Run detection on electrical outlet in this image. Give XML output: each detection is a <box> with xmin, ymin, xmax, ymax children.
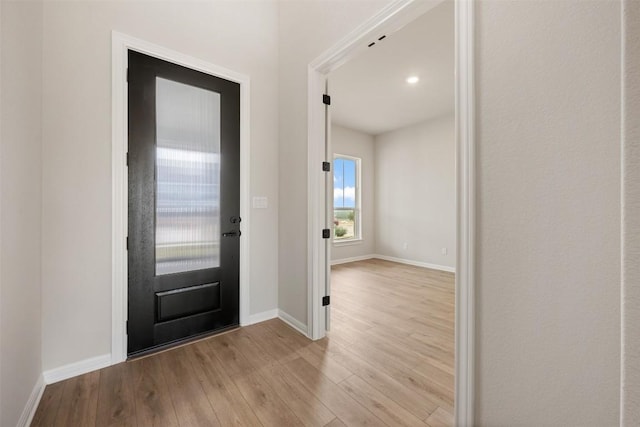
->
<box><xmin>441</xmin><ymin>247</ymin><xmax>447</xmax><ymax>255</ymax></box>
<box><xmin>402</xmin><ymin>242</ymin><xmax>408</xmax><ymax>250</ymax></box>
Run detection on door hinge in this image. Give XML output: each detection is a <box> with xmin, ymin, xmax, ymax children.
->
<box><xmin>126</xmin><ymin>68</ymin><xmax>129</xmax><ymax>82</ymax></box>
<box><xmin>126</xmin><ymin>320</ymin><xmax>128</xmax><ymax>335</ymax></box>
<box><xmin>322</xmin><ymin>229</ymin><xmax>330</xmax><ymax>239</ymax></box>
<box><xmin>322</xmin><ymin>296</ymin><xmax>330</xmax><ymax>306</ymax></box>
<box><xmin>322</xmin><ymin>161</ymin><xmax>331</xmax><ymax>172</ymax></box>
<box><xmin>126</xmin><ymin>152</ymin><xmax>129</xmax><ymax>166</ymax></box>
<box><xmin>126</xmin><ymin>236</ymin><xmax>128</xmax><ymax>250</ymax></box>
<box><xmin>323</xmin><ymin>94</ymin><xmax>331</xmax><ymax>105</ymax></box>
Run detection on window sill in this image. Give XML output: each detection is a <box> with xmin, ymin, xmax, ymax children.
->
<box><xmin>333</xmin><ymin>238</ymin><xmax>363</xmax><ymax>247</ymax></box>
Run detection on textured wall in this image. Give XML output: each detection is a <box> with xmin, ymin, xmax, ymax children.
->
<box><xmin>622</xmin><ymin>0</ymin><xmax>640</xmax><ymax>424</ymax></box>
<box><xmin>475</xmin><ymin>1</ymin><xmax>621</xmax><ymax>425</ymax></box>
<box><xmin>0</xmin><ymin>1</ymin><xmax>43</xmax><ymax>425</ymax></box>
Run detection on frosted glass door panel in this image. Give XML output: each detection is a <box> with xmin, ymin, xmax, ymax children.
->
<box><xmin>155</xmin><ymin>77</ymin><xmax>221</xmax><ymax>275</ymax></box>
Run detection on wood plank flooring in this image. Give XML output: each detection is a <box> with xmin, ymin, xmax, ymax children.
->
<box><xmin>31</xmin><ymin>259</ymin><xmax>454</xmax><ymax>426</ymax></box>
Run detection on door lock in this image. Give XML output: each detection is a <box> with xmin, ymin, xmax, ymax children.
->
<box><xmin>222</xmin><ymin>230</ymin><xmax>242</xmax><ymax>237</ymax></box>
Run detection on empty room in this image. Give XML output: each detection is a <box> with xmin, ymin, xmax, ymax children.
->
<box><xmin>327</xmin><ymin>2</ymin><xmax>456</xmax><ymax>425</ymax></box>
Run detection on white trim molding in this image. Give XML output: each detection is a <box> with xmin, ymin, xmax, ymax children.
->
<box><xmin>455</xmin><ymin>0</ymin><xmax>476</xmax><ymax>425</ymax></box>
<box><xmin>43</xmin><ymin>354</ymin><xmax>112</xmax><ymax>385</ymax></box>
<box><xmin>111</xmin><ymin>32</ymin><xmax>251</xmax><ymax>364</ymax></box>
<box><xmin>307</xmin><ymin>65</ymin><xmax>326</xmax><ymax>341</ymax></box>
<box><xmin>307</xmin><ymin>0</ymin><xmax>475</xmax><ymax>425</ymax></box>
<box><xmin>373</xmin><ymin>254</ymin><xmax>456</xmax><ymax>273</ymax></box>
<box><xmin>330</xmin><ymin>254</ymin><xmax>375</xmax><ymax>266</ymax></box>
<box><xmin>309</xmin><ymin>0</ymin><xmax>444</xmax><ymax>74</ymax></box>
<box><xmin>17</xmin><ymin>375</ymin><xmax>45</xmax><ymax>427</ymax></box>
<box><xmin>246</xmin><ymin>309</ymin><xmax>279</xmax><ymax>326</ymax></box>
<box><xmin>331</xmin><ymin>254</ymin><xmax>455</xmax><ymax>273</ymax></box>
<box><xmin>279</xmin><ymin>310</ymin><xmax>309</xmax><ymax>337</ymax></box>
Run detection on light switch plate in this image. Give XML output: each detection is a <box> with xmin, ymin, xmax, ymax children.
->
<box><xmin>252</xmin><ymin>196</ymin><xmax>268</xmax><ymax>209</ymax></box>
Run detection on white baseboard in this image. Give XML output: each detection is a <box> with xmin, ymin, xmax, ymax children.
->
<box><xmin>278</xmin><ymin>309</ymin><xmax>309</xmax><ymax>337</ymax></box>
<box><xmin>245</xmin><ymin>308</ymin><xmax>279</xmax><ymax>326</ymax></box>
<box><xmin>18</xmin><ymin>374</ymin><xmax>45</xmax><ymax>427</ymax></box>
<box><xmin>373</xmin><ymin>254</ymin><xmax>456</xmax><ymax>273</ymax></box>
<box><xmin>330</xmin><ymin>254</ymin><xmax>375</xmax><ymax>265</ymax></box>
<box><xmin>43</xmin><ymin>353</ymin><xmax>112</xmax><ymax>385</ymax></box>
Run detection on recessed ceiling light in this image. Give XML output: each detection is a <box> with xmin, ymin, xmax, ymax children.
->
<box><xmin>406</xmin><ymin>76</ymin><xmax>419</xmax><ymax>84</ymax></box>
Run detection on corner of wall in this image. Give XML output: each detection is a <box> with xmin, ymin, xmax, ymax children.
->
<box><xmin>621</xmin><ymin>0</ymin><xmax>640</xmax><ymax>424</ymax></box>
<box><xmin>17</xmin><ymin>375</ymin><xmax>45</xmax><ymax>427</ymax></box>
<box><xmin>0</xmin><ymin>1</ymin><xmax>3</xmax><ymax>422</ymax></box>
<box><xmin>1</xmin><ymin>0</ymin><xmax>45</xmax><ymax>424</ymax></box>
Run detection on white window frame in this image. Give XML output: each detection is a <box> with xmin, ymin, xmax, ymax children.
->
<box><xmin>332</xmin><ymin>154</ymin><xmax>362</xmax><ymax>244</ymax></box>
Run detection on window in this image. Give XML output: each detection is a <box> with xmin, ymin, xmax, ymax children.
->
<box><xmin>333</xmin><ymin>155</ymin><xmax>361</xmax><ymax>242</ymax></box>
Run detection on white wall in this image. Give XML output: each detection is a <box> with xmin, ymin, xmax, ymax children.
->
<box><xmin>0</xmin><ymin>1</ymin><xmax>627</xmax><ymax>424</ymax></box>
<box><xmin>622</xmin><ymin>0</ymin><xmax>640</xmax><ymax>424</ymax></box>
<box><xmin>41</xmin><ymin>1</ymin><xmax>279</xmax><ymax>371</ymax></box>
<box><xmin>278</xmin><ymin>0</ymin><xmax>390</xmax><ymax>327</ymax></box>
<box><xmin>476</xmin><ymin>1</ymin><xmax>620</xmax><ymax>425</ymax></box>
<box><xmin>331</xmin><ymin>125</ymin><xmax>376</xmax><ymax>262</ymax></box>
<box><xmin>0</xmin><ymin>1</ymin><xmax>43</xmax><ymax>425</ymax></box>
<box><xmin>374</xmin><ymin>114</ymin><xmax>455</xmax><ymax>269</ymax></box>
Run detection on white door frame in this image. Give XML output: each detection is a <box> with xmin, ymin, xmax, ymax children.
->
<box><xmin>306</xmin><ymin>0</ymin><xmax>475</xmax><ymax>425</ymax></box>
<box><xmin>111</xmin><ymin>32</ymin><xmax>251</xmax><ymax>364</ymax></box>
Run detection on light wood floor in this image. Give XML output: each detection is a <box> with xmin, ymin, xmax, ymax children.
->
<box><xmin>31</xmin><ymin>259</ymin><xmax>454</xmax><ymax>426</ymax></box>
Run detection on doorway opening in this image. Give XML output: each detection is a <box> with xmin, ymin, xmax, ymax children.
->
<box><xmin>126</xmin><ymin>50</ymin><xmax>242</xmax><ymax>356</ymax></box>
<box><xmin>306</xmin><ymin>0</ymin><xmax>475</xmax><ymax>425</ymax></box>
<box><xmin>111</xmin><ymin>33</ymin><xmax>252</xmax><ymax>363</ymax></box>
<box><xmin>328</xmin><ymin>2</ymin><xmax>456</xmax><ymax>422</ymax></box>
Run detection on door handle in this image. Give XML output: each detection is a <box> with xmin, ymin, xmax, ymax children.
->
<box><xmin>222</xmin><ymin>230</ymin><xmax>242</xmax><ymax>237</ymax></box>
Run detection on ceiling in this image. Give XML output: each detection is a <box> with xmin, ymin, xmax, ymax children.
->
<box><xmin>329</xmin><ymin>0</ymin><xmax>454</xmax><ymax>136</ymax></box>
